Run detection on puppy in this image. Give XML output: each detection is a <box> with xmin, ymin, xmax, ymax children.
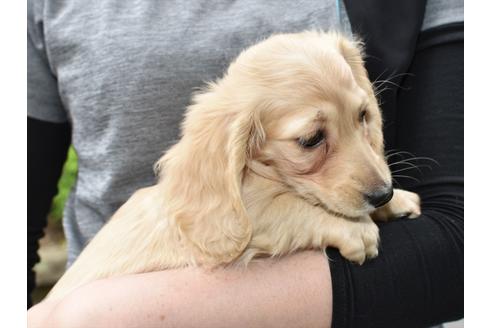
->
<box><xmin>47</xmin><ymin>31</ymin><xmax>420</xmax><ymax>301</ymax></box>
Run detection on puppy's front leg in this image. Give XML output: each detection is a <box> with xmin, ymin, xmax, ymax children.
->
<box><xmin>245</xmin><ymin>192</ymin><xmax>380</xmax><ymax>265</ymax></box>
<box><xmin>371</xmin><ymin>188</ymin><xmax>421</xmax><ymax>221</ymax></box>
<box><xmin>318</xmin><ymin>214</ymin><xmax>380</xmax><ymax>264</ymax></box>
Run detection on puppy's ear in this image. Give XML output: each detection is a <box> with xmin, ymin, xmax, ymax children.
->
<box><xmin>337</xmin><ymin>34</ymin><xmax>385</xmax><ymax>153</ymax></box>
<box><xmin>155</xmin><ymin>92</ymin><xmax>264</xmax><ymax>266</ymax></box>
<box><xmin>336</xmin><ymin>35</ymin><xmax>374</xmax><ymax>97</ymax></box>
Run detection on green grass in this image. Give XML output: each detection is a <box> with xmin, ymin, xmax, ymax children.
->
<box><xmin>50</xmin><ymin>146</ymin><xmax>78</xmax><ymax>222</ymax></box>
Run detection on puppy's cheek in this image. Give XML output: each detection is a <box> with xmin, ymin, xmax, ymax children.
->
<box><xmin>315</xmin><ymin>184</ymin><xmax>363</xmax><ymax>217</ymax></box>
<box><xmin>308</xmin><ymin>147</ymin><xmax>330</xmax><ymax>174</ymax></box>
<box><xmin>277</xmin><ymin>147</ymin><xmax>327</xmax><ymax>177</ymax></box>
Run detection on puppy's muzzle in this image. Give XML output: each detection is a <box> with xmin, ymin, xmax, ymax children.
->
<box><xmin>365</xmin><ymin>185</ymin><xmax>393</xmax><ymax>208</ymax></box>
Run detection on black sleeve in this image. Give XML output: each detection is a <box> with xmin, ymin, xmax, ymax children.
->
<box><xmin>326</xmin><ymin>23</ymin><xmax>464</xmax><ymax>328</ymax></box>
<box><xmin>342</xmin><ymin>0</ymin><xmax>427</xmax><ymax>151</ymax></box>
<box><xmin>27</xmin><ymin>117</ymin><xmax>71</xmax><ymax>308</ymax></box>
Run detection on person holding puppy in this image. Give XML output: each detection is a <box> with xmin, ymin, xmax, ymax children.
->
<box><xmin>28</xmin><ymin>0</ymin><xmax>463</xmax><ymax>327</ymax></box>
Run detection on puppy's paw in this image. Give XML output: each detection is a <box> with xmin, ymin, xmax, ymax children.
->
<box><xmin>371</xmin><ymin>189</ymin><xmax>421</xmax><ymax>221</ymax></box>
<box><xmin>338</xmin><ymin>216</ymin><xmax>379</xmax><ymax>264</ymax></box>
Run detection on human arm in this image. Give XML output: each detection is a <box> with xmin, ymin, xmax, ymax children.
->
<box><xmin>28</xmin><ymin>251</ymin><xmax>332</xmax><ymax>328</ymax></box>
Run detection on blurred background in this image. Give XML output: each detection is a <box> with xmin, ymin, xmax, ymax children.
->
<box><xmin>31</xmin><ymin>146</ymin><xmax>77</xmax><ymax>305</ymax></box>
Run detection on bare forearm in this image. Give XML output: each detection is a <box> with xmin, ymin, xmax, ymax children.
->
<box><xmin>29</xmin><ymin>251</ymin><xmax>332</xmax><ymax>328</ymax></box>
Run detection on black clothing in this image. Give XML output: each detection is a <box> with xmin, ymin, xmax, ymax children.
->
<box><xmin>327</xmin><ymin>22</ymin><xmax>464</xmax><ymax>327</ymax></box>
<box><xmin>27</xmin><ymin>118</ymin><xmax>70</xmax><ymax>308</ymax></box>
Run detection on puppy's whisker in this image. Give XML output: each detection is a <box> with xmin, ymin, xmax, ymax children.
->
<box><xmin>388</xmin><ymin>160</ymin><xmax>432</xmax><ymax>171</ymax></box>
<box><xmin>394</xmin><ymin>161</ymin><xmax>424</xmax><ymax>175</ymax></box>
<box><xmin>397</xmin><ymin>163</ymin><xmax>432</xmax><ymax>171</ymax></box>
<box><xmin>391</xmin><ymin>166</ymin><xmax>430</xmax><ymax>175</ymax></box>
<box><xmin>373</xmin><ymin>79</ymin><xmax>400</xmax><ymax>90</ymax></box>
<box><xmin>408</xmin><ymin>156</ymin><xmax>440</xmax><ymax>166</ymax></box>
<box><xmin>385</xmin><ymin>149</ymin><xmax>416</xmax><ymax>157</ymax></box>
<box><xmin>391</xmin><ymin>157</ymin><xmax>440</xmax><ymax>167</ymax></box>
<box><xmin>372</xmin><ymin>72</ymin><xmax>413</xmax><ymax>93</ymax></box>
<box><xmin>387</xmin><ymin>153</ymin><xmax>439</xmax><ymax>169</ymax></box>
<box><xmin>388</xmin><ymin>158</ymin><xmax>418</xmax><ymax>167</ymax></box>
<box><xmin>385</xmin><ymin>151</ymin><xmax>414</xmax><ymax>161</ymax></box>
<box><xmin>372</xmin><ymin>68</ymin><xmax>389</xmax><ymax>86</ymax></box>
<box><xmin>391</xmin><ymin>177</ymin><xmax>403</xmax><ymax>188</ymax></box>
<box><xmin>392</xmin><ymin>174</ymin><xmax>421</xmax><ymax>183</ymax></box>
<box><xmin>384</xmin><ymin>148</ymin><xmax>402</xmax><ymax>153</ymax></box>
<box><xmin>373</xmin><ymin>72</ymin><xmax>413</xmax><ymax>85</ymax></box>
<box><xmin>374</xmin><ymin>87</ymin><xmax>391</xmax><ymax>98</ymax></box>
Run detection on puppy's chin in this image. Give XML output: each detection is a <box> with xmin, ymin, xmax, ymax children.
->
<box><xmin>296</xmin><ymin>190</ymin><xmax>372</xmax><ymax>220</ymax></box>
<box><xmin>322</xmin><ymin>203</ymin><xmax>373</xmax><ymax>220</ymax></box>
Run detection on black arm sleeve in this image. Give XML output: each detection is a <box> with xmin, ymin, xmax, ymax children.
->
<box><xmin>27</xmin><ymin>117</ymin><xmax>71</xmax><ymax>308</ymax></box>
<box><xmin>327</xmin><ymin>24</ymin><xmax>464</xmax><ymax>328</ymax></box>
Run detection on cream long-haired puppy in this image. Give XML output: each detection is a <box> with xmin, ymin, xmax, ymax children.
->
<box><xmin>48</xmin><ymin>31</ymin><xmax>420</xmax><ymax>301</ymax></box>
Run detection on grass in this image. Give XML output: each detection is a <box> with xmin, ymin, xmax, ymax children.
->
<box><xmin>50</xmin><ymin>146</ymin><xmax>78</xmax><ymax>222</ymax></box>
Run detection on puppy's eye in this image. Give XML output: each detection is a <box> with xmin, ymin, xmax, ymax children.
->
<box><xmin>359</xmin><ymin>109</ymin><xmax>367</xmax><ymax>123</ymax></box>
<box><xmin>358</xmin><ymin>108</ymin><xmax>368</xmax><ymax>123</ymax></box>
<box><xmin>298</xmin><ymin>130</ymin><xmax>325</xmax><ymax>149</ymax></box>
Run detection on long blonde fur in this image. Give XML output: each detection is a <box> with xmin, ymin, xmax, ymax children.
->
<box><xmin>47</xmin><ymin>31</ymin><xmax>420</xmax><ymax>301</ymax></box>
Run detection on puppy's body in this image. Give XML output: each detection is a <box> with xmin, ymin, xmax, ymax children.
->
<box><xmin>48</xmin><ymin>31</ymin><xmax>420</xmax><ymax>301</ymax></box>
<box><xmin>49</xmin><ymin>173</ymin><xmax>383</xmax><ymax>300</ymax></box>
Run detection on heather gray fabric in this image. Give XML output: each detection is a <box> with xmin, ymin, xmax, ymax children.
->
<box><xmin>422</xmin><ymin>0</ymin><xmax>463</xmax><ymax>31</ymax></box>
<box><xmin>27</xmin><ymin>0</ymin><xmax>463</xmax><ymax>265</ymax></box>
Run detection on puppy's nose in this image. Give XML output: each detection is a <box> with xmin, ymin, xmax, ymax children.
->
<box><xmin>365</xmin><ymin>186</ymin><xmax>393</xmax><ymax>208</ymax></box>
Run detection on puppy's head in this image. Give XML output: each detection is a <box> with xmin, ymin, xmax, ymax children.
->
<box><xmin>237</xmin><ymin>31</ymin><xmax>393</xmax><ymax>218</ymax></box>
<box><xmin>156</xmin><ymin>31</ymin><xmax>392</xmax><ymax>264</ymax></box>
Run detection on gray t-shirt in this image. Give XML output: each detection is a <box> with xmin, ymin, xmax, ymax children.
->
<box><xmin>27</xmin><ymin>0</ymin><xmax>463</xmax><ymax>265</ymax></box>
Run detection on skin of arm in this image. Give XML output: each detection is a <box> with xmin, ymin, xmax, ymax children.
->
<box><xmin>27</xmin><ymin>250</ymin><xmax>332</xmax><ymax>328</ymax></box>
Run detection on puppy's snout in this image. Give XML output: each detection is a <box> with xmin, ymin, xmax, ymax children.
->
<box><xmin>365</xmin><ymin>185</ymin><xmax>393</xmax><ymax>208</ymax></box>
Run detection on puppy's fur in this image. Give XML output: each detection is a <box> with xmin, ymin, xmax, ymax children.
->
<box><xmin>48</xmin><ymin>31</ymin><xmax>420</xmax><ymax>301</ymax></box>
